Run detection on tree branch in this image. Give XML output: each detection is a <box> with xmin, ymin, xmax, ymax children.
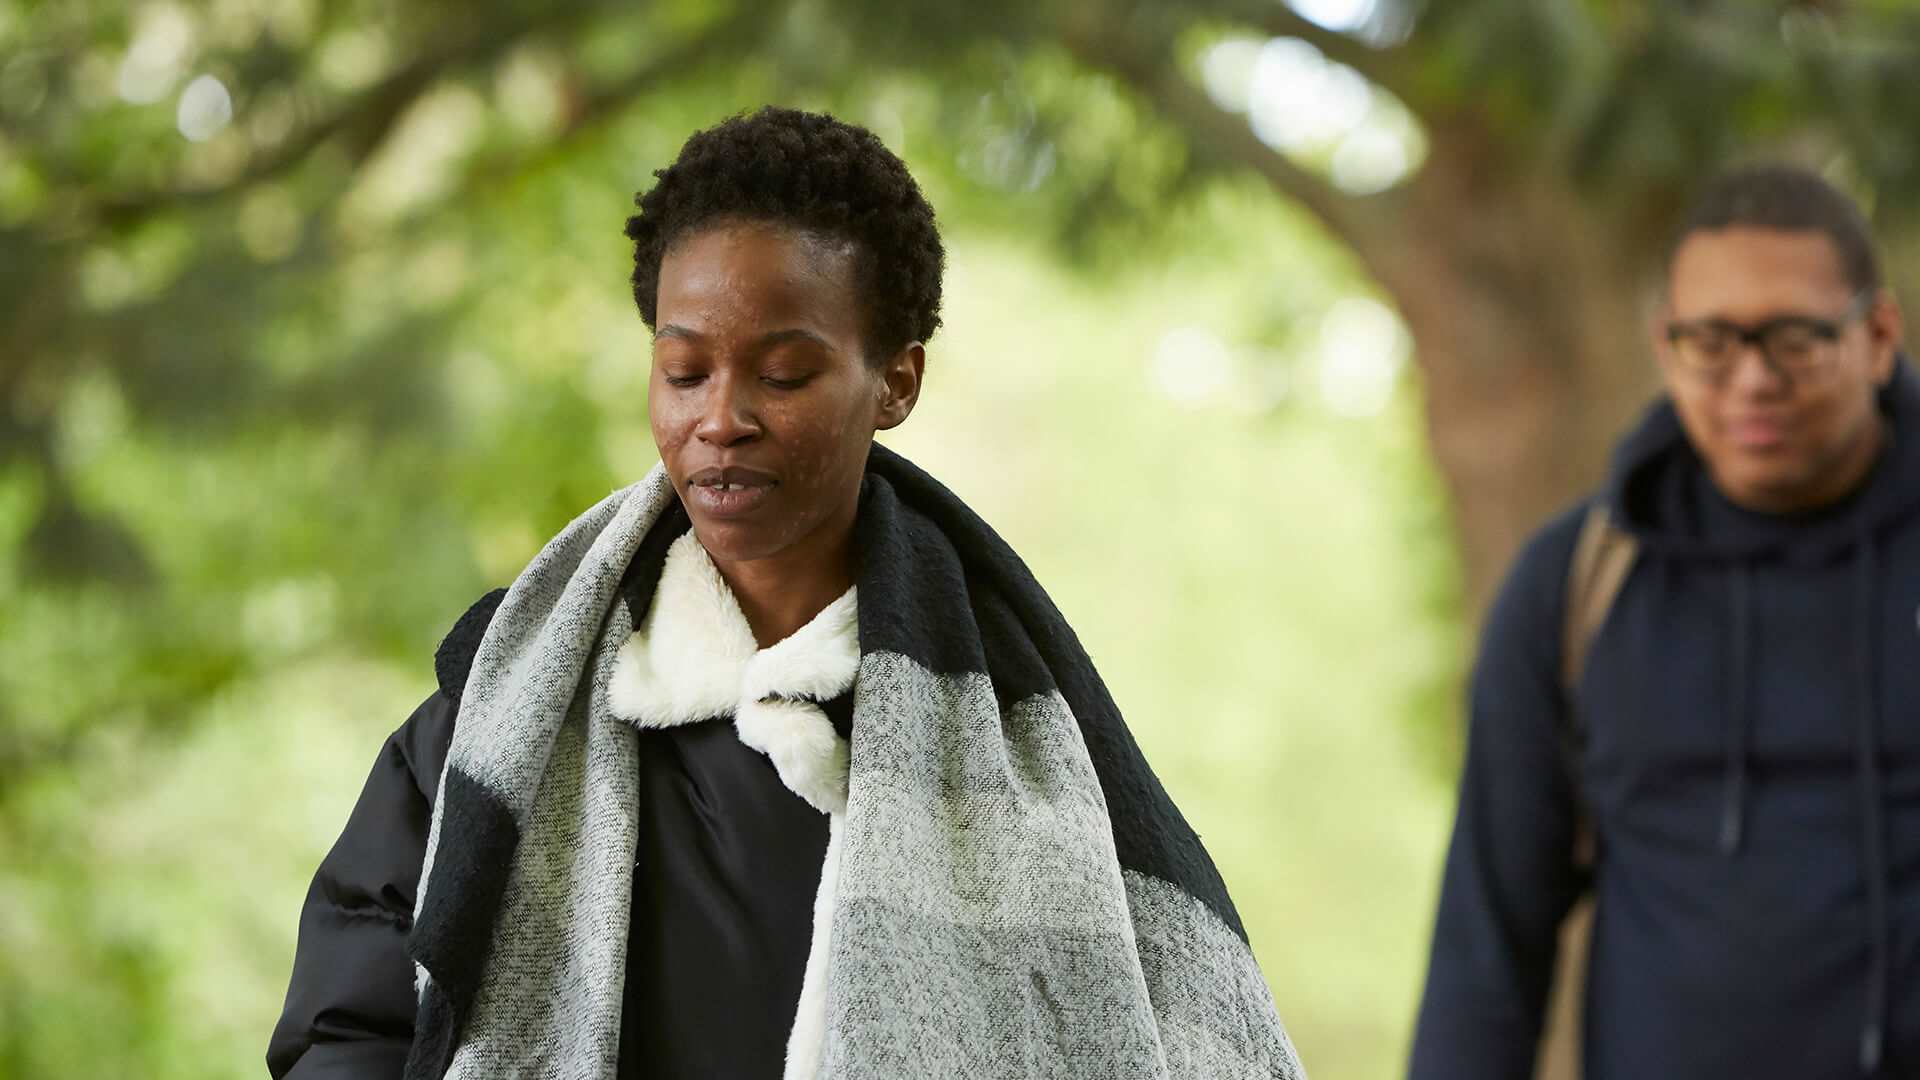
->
<box><xmin>91</xmin><ymin>3</ymin><xmax>606</xmax><ymax>229</ymax></box>
<box><xmin>1058</xmin><ymin>18</ymin><xmax>1397</xmax><ymax>277</ymax></box>
<box><xmin>478</xmin><ymin>7</ymin><xmax>766</xmax><ymax>189</ymax></box>
<box><xmin>1214</xmin><ymin>0</ymin><xmax>1419</xmax><ymax>102</ymax></box>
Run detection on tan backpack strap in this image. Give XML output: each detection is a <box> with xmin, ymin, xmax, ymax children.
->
<box><xmin>1561</xmin><ymin>505</ymin><xmax>1638</xmax><ymax>695</ymax></box>
<box><xmin>1539</xmin><ymin>504</ymin><xmax>1637</xmax><ymax>1080</ymax></box>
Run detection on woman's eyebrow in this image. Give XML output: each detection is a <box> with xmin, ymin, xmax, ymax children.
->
<box><xmin>655</xmin><ymin>326</ymin><xmax>832</xmax><ymax>351</ymax></box>
<box><xmin>754</xmin><ymin>327</ymin><xmax>835</xmax><ymax>352</ymax></box>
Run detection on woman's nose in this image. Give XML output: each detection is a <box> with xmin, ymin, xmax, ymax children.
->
<box><xmin>694</xmin><ymin>376</ymin><xmax>762</xmax><ymax>446</ymax></box>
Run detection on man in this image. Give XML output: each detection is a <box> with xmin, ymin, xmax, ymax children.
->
<box><xmin>1409</xmin><ymin>163</ymin><xmax>1917</xmax><ymax>1078</ymax></box>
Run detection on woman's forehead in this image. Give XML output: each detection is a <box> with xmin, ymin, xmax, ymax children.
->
<box><xmin>656</xmin><ymin>222</ymin><xmax>865</xmax><ymax>344</ymax></box>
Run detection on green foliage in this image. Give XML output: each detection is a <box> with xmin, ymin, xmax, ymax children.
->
<box><xmin>1403</xmin><ymin>1</ymin><xmax>1920</xmax><ymax>193</ymax></box>
<box><xmin>4</xmin><ymin>1</ymin><xmax>1916</xmax><ymax>1077</ymax></box>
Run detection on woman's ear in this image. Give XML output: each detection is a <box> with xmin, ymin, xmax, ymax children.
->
<box><xmin>874</xmin><ymin>343</ymin><xmax>925</xmax><ymax>431</ymax></box>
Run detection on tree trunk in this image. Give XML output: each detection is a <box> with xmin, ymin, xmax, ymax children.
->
<box><xmin>1372</xmin><ymin>148</ymin><xmax>1663</xmax><ymax>1080</ymax></box>
<box><xmin>1052</xmin><ymin>17</ymin><xmax>1665</xmax><ymax>622</ymax></box>
<box><xmin>1374</xmin><ymin>142</ymin><xmax>1664</xmax><ymax>623</ymax></box>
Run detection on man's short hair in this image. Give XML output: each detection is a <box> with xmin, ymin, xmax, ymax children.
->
<box><xmin>1673</xmin><ymin>163</ymin><xmax>1883</xmax><ymax>294</ymax></box>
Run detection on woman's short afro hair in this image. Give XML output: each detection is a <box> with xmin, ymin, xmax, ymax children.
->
<box><xmin>625</xmin><ymin>106</ymin><xmax>945</xmax><ymax>360</ymax></box>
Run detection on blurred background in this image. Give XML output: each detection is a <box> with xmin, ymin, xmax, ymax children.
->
<box><xmin>3</xmin><ymin>1</ymin><xmax>1919</xmax><ymax>1076</ymax></box>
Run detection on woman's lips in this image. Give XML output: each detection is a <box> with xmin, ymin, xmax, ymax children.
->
<box><xmin>685</xmin><ymin>466</ymin><xmax>777</xmax><ymax>519</ymax></box>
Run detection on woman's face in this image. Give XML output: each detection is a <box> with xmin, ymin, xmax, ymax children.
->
<box><xmin>650</xmin><ymin>220</ymin><xmax>921</xmax><ymax>567</ymax></box>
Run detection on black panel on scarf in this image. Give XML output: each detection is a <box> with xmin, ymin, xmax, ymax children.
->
<box><xmin>854</xmin><ymin>468</ymin><xmax>994</xmax><ymax>682</ymax></box>
<box><xmin>433</xmin><ymin>588</ymin><xmax>507</xmax><ymax>707</ymax></box>
<box><xmin>402</xmin><ymin>978</ymin><xmax>463</xmax><ymax>1080</ymax></box>
<box><xmin>856</xmin><ymin>445</ymin><xmax>1249</xmax><ymax>944</ymax></box>
<box><xmin>405</xmin><ymin>768</ymin><xmax>519</xmax><ymax>1006</ymax></box>
<box><xmin>619</xmin><ymin>495</ymin><xmax>694</xmax><ymax>631</ymax></box>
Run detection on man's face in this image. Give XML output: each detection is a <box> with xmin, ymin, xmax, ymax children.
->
<box><xmin>1657</xmin><ymin>227</ymin><xmax>1902</xmax><ymax>513</ymax></box>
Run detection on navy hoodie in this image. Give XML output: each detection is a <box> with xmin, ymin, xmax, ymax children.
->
<box><xmin>1410</xmin><ymin>362</ymin><xmax>1920</xmax><ymax>1079</ymax></box>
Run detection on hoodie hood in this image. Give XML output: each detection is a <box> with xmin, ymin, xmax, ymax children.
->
<box><xmin>1604</xmin><ymin>357</ymin><xmax>1920</xmax><ymax>562</ymax></box>
<box><xmin>1600</xmin><ymin>355</ymin><xmax>1916</xmax><ymax>1074</ymax></box>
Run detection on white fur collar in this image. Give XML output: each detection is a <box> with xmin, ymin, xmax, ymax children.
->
<box><xmin>608</xmin><ymin>531</ymin><xmax>857</xmax><ymax>815</ymax></box>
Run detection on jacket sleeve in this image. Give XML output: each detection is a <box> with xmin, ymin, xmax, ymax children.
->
<box><xmin>266</xmin><ymin>690</ymin><xmax>456</xmax><ymax>1080</ymax></box>
<box><xmin>1407</xmin><ymin>509</ymin><xmax>1589</xmax><ymax>1080</ymax></box>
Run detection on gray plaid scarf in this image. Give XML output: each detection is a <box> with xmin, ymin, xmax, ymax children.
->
<box><xmin>405</xmin><ymin>445</ymin><xmax>1306</xmax><ymax>1079</ymax></box>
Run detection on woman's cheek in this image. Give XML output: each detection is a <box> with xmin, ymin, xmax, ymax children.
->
<box><xmin>649</xmin><ymin>403</ymin><xmax>693</xmax><ymax>472</ymax></box>
<box><xmin>785</xmin><ymin>439</ymin><xmax>832</xmax><ymax>504</ymax></box>
<box><xmin>783</xmin><ymin>416</ymin><xmax>857</xmax><ymax>508</ymax></box>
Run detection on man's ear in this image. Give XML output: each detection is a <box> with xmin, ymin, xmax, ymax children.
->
<box><xmin>1866</xmin><ymin>288</ymin><xmax>1905</xmax><ymax>385</ymax></box>
<box><xmin>874</xmin><ymin>343</ymin><xmax>925</xmax><ymax>431</ymax></box>
<box><xmin>1649</xmin><ymin>299</ymin><xmax>1676</xmax><ymax>375</ymax></box>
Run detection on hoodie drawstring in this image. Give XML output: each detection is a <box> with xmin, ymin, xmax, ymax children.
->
<box><xmin>1718</xmin><ymin>546</ymin><xmax>1889</xmax><ymax>1074</ymax></box>
<box><xmin>1720</xmin><ymin>563</ymin><xmax>1753</xmax><ymax>855</ymax></box>
<box><xmin>1852</xmin><ymin>536</ymin><xmax>1888</xmax><ymax>1075</ymax></box>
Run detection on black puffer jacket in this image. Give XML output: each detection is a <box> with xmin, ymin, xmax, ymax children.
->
<box><xmin>268</xmin><ymin>528</ymin><xmax>845</xmax><ymax>1079</ymax></box>
<box><xmin>267</xmin><ymin>688</ymin><xmax>456</xmax><ymax>1078</ymax></box>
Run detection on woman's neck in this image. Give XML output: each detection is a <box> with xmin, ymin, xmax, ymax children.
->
<box><xmin>709</xmin><ymin>515</ymin><xmax>857</xmax><ymax>649</ymax></box>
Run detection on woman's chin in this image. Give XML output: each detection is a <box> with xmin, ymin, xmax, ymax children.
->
<box><xmin>686</xmin><ymin>518</ymin><xmax>792</xmax><ymax>566</ymax></box>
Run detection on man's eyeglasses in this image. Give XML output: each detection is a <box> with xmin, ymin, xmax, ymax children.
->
<box><xmin>1664</xmin><ymin>293</ymin><xmax>1873</xmax><ymax>380</ymax></box>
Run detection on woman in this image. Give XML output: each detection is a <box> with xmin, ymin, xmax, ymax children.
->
<box><xmin>268</xmin><ymin>106</ymin><xmax>1304</xmax><ymax>1080</ymax></box>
